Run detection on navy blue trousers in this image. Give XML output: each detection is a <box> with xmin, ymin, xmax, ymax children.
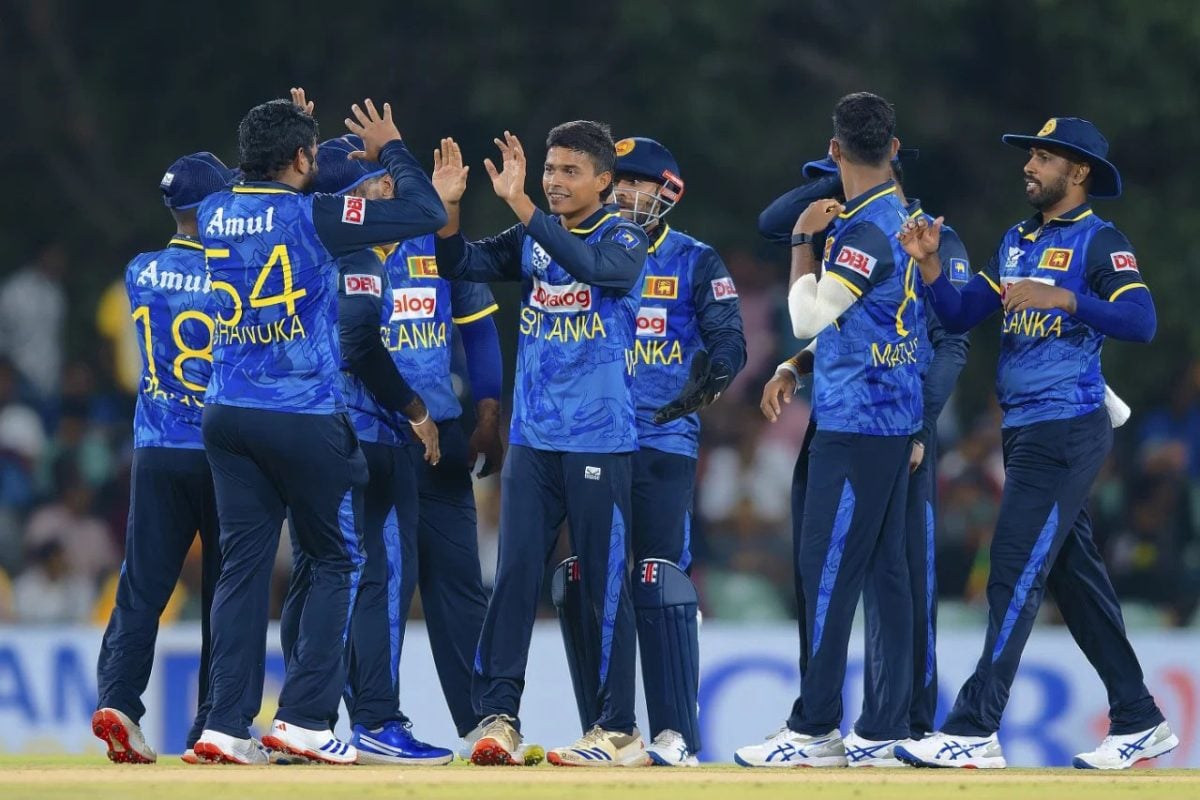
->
<box><xmin>790</xmin><ymin>421</ymin><xmax>938</xmax><ymax>738</ymax></box>
<box><xmin>399</xmin><ymin>419</ymin><xmax>488</xmax><ymax>737</ymax></box>
<box><xmin>202</xmin><ymin>405</ymin><xmax>366</xmax><ymax>738</ymax></box>
<box><xmin>943</xmin><ymin>408</ymin><xmax>1164</xmax><ymax>736</ymax></box>
<box><xmin>96</xmin><ymin>446</ymin><xmax>220</xmax><ymax>748</ymax></box>
<box><xmin>280</xmin><ymin>438</ymin><xmax>417</xmax><ymax>731</ymax></box>
<box><xmin>788</xmin><ymin>430</ymin><xmax>913</xmax><ymax>741</ymax></box>
<box><xmin>631</xmin><ymin>448</ymin><xmax>695</xmax><ymax>567</ymax></box>
<box><xmin>473</xmin><ymin>445</ymin><xmax>637</xmax><ymax>733</ymax></box>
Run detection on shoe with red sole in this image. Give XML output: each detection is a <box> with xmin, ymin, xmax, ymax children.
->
<box><xmin>92</xmin><ymin>708</ymin><xmax>156</xmax><ymax>764</ymax></box>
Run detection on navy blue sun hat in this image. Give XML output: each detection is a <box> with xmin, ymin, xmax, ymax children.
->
<box><xmin>313</xmin><ymin>135</ymin><xmax>386</xmax><ymax>195</ymax></box>
<box><xmin>160</xmin><ymin>152</ymin><xmax>236</xmax><ymax>209</ymax></box>
<box><xmin>1001</xmin><ymin>117</ymin><xmax>1121</xmax><ymax>199</ymax></box>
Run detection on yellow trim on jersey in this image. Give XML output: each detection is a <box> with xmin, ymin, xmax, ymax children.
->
<box><xmin>1109</xmin><ymin>282</ymin><xmax>1148</xmax><ymax>302</ymax></box>
<box><xmin>569</xmin><ymin>212</ymin><xmax>619</xmax><ymax>234</ymax></box>
<box><xmin>838</xmin><ymin>185</ymin><xmax>897</xmax><ymax>219</ymax></box>
<box><xmin>907</xmin><ymin>206</ymin><xmax>924</xmax><ymax>219</ymax></box>
<box><xmin>371</xmin><ymin>243</ymin><xmax>398</xmax><ymax>263</ymax></box>
<box><xmin>648</xmin><ymin>224</ymin><xmax>671</xmax><ymax>254</ymax></box>
<box><xmin>981</xmin><ymin>271</ymin><xmax>1003</xmax><ymax>295</ymax></box>
<box><xmin>1049</xmin><ymin>208</ymin><xmax>1094</xmax><ymax>224</ymax></box>
<box><xmin>169</xmin><ymin>237</ymin><xmax>204</xmax><ymax>250</ymax></box>
<box><xmin>231</xmin><ymin>185</ymin><xmax>297</xmax><ymax>195</ymax></box>
<box><xmin>452</xmin><ymin>303</ymin><xmax>500</xmax><ymax>325</ymax></box>
<box><xmin>204</xmin><ymin>248</ymin><xmax>230</xmax><ymax>259</ymax></box>
<box><xmin>826</xmin><ymin>270</ymin><xmax>863</xmax><ymax>297</ymax></box>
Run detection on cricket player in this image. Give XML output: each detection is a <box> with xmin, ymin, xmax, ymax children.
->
<box><xmin>383</xmin><ymin>139</ymin><xmax>511</xmax><ymax>755</ymax></box>
<box><xmin>93</xmin><ymin>152</ymin><xmax>233</xmax><ymax>764</ymax></box>
<box><xmin>735</xmin><ymin>92</ymin><xmax>923</xmax><ymax>767</ymax></box>
<box><xmin>758</xmin><ymin>152</ymin><xmax>970</xmax><ymax>751</ymax></box>
<box><xmin>434</xmin><ymin>122</ymin><xmax>648</xmax><ymax>767</ymax></box>
<box><xmin>192</xmin><ymin>92</ymin><xmax>446</xmax><ymax>765</ymax></box>
<box><xmin>895</xmin><ymin>117</ymin><xmax>1177</xmax><ymax>770</ymax></box>
<box><xmin>551</xmin><ymin>136</ymin><xmax>746</xmax><ymax>766</ymax></box>
<box><xmin>274</xmin><ymin>133</ymin><xmax>445</xmax><ymax>765</ymax></box>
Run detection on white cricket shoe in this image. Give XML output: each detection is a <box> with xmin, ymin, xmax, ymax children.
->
<box><xmin>1073</xmin><ymin>722</ymin><xmax>1179</xmax><ymax>770</ymax></box>
<box><xmin>734</xmin><ymin>726</ymin><xmax>846</xmax><ymax>768</ymax></box>
<box><xmin>91</xmin><ymin>708</ymin><xmax>157</xmax><ymax>764</ymax></box>
<box><xmin>895</xmin><ymin>731</ymin><xmax>1006</xmax><ymax>768</ymax></box>
<box><xmin>843</xmin><ymin>731</ymin><xmax>908</xmax><ymax>767</ymax></box>
<box><xmin>547</xmin><ymin>725</ymin><xmax>645</xmax><ymax>767</ymax></box>
<box><xmin>644</xmin><ymin>729</ymin><xmax>699</xmax><ymax>767</ymax></box>
<box><xmin>469</xmin><ymin>714</ymin><xmax>524</xmax><ymax>766</ymax></box>
<box><xmin>461</xmin><ymin>716</ymin><xmax>545</xmax><ymax>765</ymax></box>
<box><xmin>261</xmin><ymin>719</ymin><xmax>356</xmax><ymax>765</ymax></box>
<box><xmin>193</xmin><ymin>729</ymin><xmax>269</xmax><ymax>765</ymax></box>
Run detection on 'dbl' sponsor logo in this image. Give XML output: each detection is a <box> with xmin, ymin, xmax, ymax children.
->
<box><xmin>711</xmin><ymin>277</ymin><xmax>738</xmax><ymax>300</ymax></box>
<box><xmin>344</xmin><ymin>273</ymin><xmax>381</xmax><ymax>297</ymax></box>
<box><xmin>636</xmin><ymin>306</ymin><xmax>668</xmax><ymax>337</ymax></box>
<box><xmin>835</xmin><ymin>246</ymin><xmax>877</xmax><ymax>278</ymax></box>
<box><xmin>529</xmin><ymin>277</ymin><xmax>592</xmax><ymax>312</ymax></box>
<box><xmin>1110</xmin><ymin>251</ymin><xmax>1139</xmax><ymax>272</ymax></box>
<box><xmin>1038</xmin><ymin>248</ymin><xmax>1073</xmax><ymax>271</ymax></box>
<box><xmin>391</xmin><ymin>287</ymin><xmax>437</xmax><ymax>320</ymax></box>
<box><xmin>642</xmin><ymin>276</ymin><xmax>678</xmax><ymax>299</ymax></box>
<box><xmin>407</xmin><ymin>256</ymin><xmax>439</xmax><ymax>278</ymax></box>
<box><xmin>341</xmin><ymin>196</ymin><xmax>365</xmax><ymax>225</ymax></box>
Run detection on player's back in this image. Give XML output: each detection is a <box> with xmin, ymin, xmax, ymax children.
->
<box><xmin>814</xmin><ymin>188</ymin><xmax>925</xmax><ymax>436</ymax></box>
<box><xmin>199</xmin><ymin>185</ymin><xmax>342</xmax><ymax>414</ymax></box>
<box><xmin>125</xmin><ymin>237</ymin><xmax>214</xmax><ymax>449</ymax></box>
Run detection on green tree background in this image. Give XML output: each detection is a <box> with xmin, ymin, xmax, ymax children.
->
<box><xmin>4</xmin><ymin>0</ymin><xmax>1197</xmax><ymax>413</ymax></box>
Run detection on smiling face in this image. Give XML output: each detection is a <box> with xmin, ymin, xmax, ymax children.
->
<box><xmin>542</xmin><ymin>146</ymin><xmax>610</xmax><ymax>219</ymax></box>
<box><xmin>1023</xmin><ymin>145</ymin><xmax>1089</xmax><ymax>211</ymax></box>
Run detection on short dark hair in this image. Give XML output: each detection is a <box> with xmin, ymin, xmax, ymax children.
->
<box><xmin>833</xmin><ymin>92</ymin><xmax>896</xmax><ymax>166</ymax></box>
<box><xmin>238</xmin><ymin>99</ymin><xmax>319</xmax><ymax>182</ymax></box>
<box><xmin>546</xmin><ymin>120</ymin><xmax>616</xmax><ymax>190</ymax></box>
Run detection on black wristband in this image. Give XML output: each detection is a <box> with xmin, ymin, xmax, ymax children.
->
<box><xmin>791</xmin><ymin>233</ymin><xmax>814</xmax><ymax>247</ymax></box>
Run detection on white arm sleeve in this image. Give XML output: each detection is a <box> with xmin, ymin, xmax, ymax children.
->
<box><xmin>788</xmin><ymin>273</ymin><xmax>858</xmax><ymax>339</ymax></box>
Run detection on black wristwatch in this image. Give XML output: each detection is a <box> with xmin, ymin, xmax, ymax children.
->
<box><xmin>791</xmin><ymin>233</ymin><xmax>814</xmax><ymax>247</ymax></box>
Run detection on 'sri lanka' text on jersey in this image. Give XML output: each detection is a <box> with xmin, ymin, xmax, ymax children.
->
<box><xmin>631</xmin><ymin>225</ymin><xmax>746</xmax><ymax>458</ymax></box>
<box><xmin>436</xmin><ymin>205</ymin><xmax>648</xmax><ymax>453</ymax></box>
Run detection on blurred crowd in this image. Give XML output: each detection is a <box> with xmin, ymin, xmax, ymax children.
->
<box><xmin>1</xmin><ymin>242</ymin><xmax>1198</xmax><ymax>629</ymax></box>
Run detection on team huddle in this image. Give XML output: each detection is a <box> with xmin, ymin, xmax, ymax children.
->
<box><xmin>89</xmin><ymin>87</ymin><xmax>1177</xmax><ymax>771</ymax></box>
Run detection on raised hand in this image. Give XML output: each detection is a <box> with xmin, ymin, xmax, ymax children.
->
<box><xmin>344</xmin><ymin>99</ymin><xmax>402</xmax><ymax>162</ymax></box>
<box><xmin>290</xmin><ymin>87</ymin><xmax>314</xmax><ymax>116</ymax></box>
<box><xmin>897</xmin><ymin>215</ymin><xmax>944</xmax><ymax>261</ymax></box>
<box><xmin>483</xmin><ymin>131</ymin><xmax>528</xmax><ymax>204</ymax></box>
<box><xmin>432</xmin><ymin>137</ymin><xmax>470</xmax><ymax>204</ymax></box>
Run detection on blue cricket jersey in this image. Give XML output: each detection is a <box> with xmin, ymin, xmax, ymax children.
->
<box><xmin>197</xmin><ymin>140</ymin><xmax>446</xmax><ymax>415</ymax></box>
<box><xmin>631</xmin><ymin>225</ymin><xmax>746</xmax><ymax>458</ymax></box>
<box><xmin>813</xmin><ymin>181</ymin><xmax>925</xmax><ymax>436</ymax></box>
<box><xmin>982</xmin><ymin>203</ymin><xmax>1148</xmax><ymax>427</ymax></box>
<box><xmin>125</xmin><ymin>236</ymin><xmax>212</xmax><ymax>449</ymax></box>
<box><xmin>436</xmin><ymin>205</ymin><xmax>648</xmax><ymax>453</ymax></box>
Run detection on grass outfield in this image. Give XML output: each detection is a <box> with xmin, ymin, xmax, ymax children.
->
<box><xmin>1</xmin><ymin>756</ymin><xmax>1197</xmax><ymax>800</ymax></box>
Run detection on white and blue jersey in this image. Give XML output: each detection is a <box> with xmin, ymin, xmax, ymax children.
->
<box><xmin>631</xmin><ymin>225</ymin><xmax>746</xmax><ymax>458</ymax></box>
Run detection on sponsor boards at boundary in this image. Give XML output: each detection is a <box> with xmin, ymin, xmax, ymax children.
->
<box><xmin>0</xmin><ymin>623</ymin><xmax>1195</xmax><ymax>766</ymax></box>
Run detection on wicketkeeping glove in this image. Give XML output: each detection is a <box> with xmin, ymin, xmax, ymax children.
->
<box><xmin>653</xmin><ymin>351</ymin><xmax>732</xmax><ymax>424</ymax></box>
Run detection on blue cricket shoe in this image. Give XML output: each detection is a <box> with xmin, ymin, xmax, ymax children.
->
<box><xmin>351</xmin><ymin>720</ymin><xmax>454</xmax><ymax>765</ymax></box>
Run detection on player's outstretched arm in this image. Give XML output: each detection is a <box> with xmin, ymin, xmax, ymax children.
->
<box><xmin>312</xmin><ymin>99</ymin><xmax>448</xmax><ymax>257</ymax></box>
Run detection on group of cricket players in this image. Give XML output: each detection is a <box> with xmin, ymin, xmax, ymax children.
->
<box><xmin>88</xmin><ymin>86</ymin><xmax>1178</xmax><ymax>771</ymax></box>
